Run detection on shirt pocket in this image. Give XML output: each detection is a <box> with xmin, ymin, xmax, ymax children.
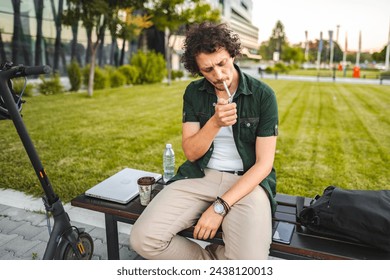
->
<box><xmin>239</xmin><ymin>117</ymin><xmax>259</xmax><ymax>142</ymax></box>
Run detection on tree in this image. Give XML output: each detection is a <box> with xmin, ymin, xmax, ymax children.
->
<box><xmin>64</xmin><ymin>0</ymin><xmax>110</xmax><ymax>97</ymax></box>
<box><xmin>281</xmin><ymin>45</ymin><xmax>304</xmax><ymax>64</ymax></box>
<box><xmin>50</xmin><ymin>0</ymin><xmax>64</xmax><ymax>72</ymax></box>
<box><xmin>332</xmin><ymin>41</ymin><xmax>343</xmax><ymax>63</ymax></box>
<box><xmin>117</xmin><ymin>8</ymin><xmax>153</xmax><ymax>66</ymax></box>
<box><xmin>11</xmin><ymin>0</ymin><xmax>21</xmax><ymax>64</ymax></box>
<box><xmin>34</xmin><ymin>0</ymin><xmax>44</xmax><ymax>66</ymax></box>
<box><xmin>145</xmin><ymin>0</ymin><xmax>220</xmax><ymax>85</ymax></box>
<box><xmin>372</xmin><ymin>46</ymin><xmax>387</xmax><ymax>62</ymax></box>
<box><xmin>104</xmin><ymin>1</ymin><xmax>146</xmax><ymax>66</ymax></box>
<box><xmin>269</xmin><ymin>20</ymin><xmax>287</xmax><ymax>60</ymax></box>
<box><xmin>11</xmin><ymin>0</ymin><xmax>30</xmax><ymax>65</ymax></box>
<box><xmin>63</xmin><ymin>4</ymin><xmax>89</xmax><ymax>65</ymax></box>
<box><xmin>0</xmin><ymin>31</ymin><xmax>6</xmax><ymax>62</ymax></box>
<box><xmin>259</xmin><ymin>41</ymin><xmax>272</xmax><ymax>61</ymax></box>
<box><xmin>63</xmin><ymin>0</ymin><xmax>83</xmax><ymax>65</ymax></box>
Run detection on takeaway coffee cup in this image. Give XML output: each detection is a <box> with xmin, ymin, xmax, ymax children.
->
<box><xmin>137</xmin><ymin>176</ymin><xmax>155</xmax><ymax>206</ymax></box>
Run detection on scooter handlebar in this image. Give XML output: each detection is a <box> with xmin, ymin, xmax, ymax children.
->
<box><xmin>24</xmin><ymin>65</ymin><xmax>52</xmax><ymax>76</ymax></box>
<box><xmin>0</xmin><ymin>64</ymin><xmax>52</xmax><ymax>80</ymax></box>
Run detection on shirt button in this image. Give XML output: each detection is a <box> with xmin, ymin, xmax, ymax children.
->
<box><xmin>246</xmin><ymin>123</ymin><xmax>251</xmax><ymax>127</ymax></box>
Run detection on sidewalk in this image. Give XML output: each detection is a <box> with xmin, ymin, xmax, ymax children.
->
<box><xmin>0</xmin><ymin>188</ymin><xmax>142</xmax><ymax>260</ymax></box>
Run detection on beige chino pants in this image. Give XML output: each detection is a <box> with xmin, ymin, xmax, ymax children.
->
<box><xmin>130</xmin><ymin>169</ymin><xmax>272</xmax><ymax>260</ymax></box>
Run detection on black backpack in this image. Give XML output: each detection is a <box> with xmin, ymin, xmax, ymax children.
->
<box><xmin>298</xmin><ymin>186</ymin><xmax>390</xmax><ymax>252</ymax></box>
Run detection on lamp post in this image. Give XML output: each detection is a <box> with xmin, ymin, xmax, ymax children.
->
<box><xmin>355</xmin><ymin>31</ymin><xmax>361</xmax><ymax>67</ymax></box>
<box><xmin>305</xmin><ymin>30</ymin><xmax>309</xmax><ymax>61</ymax></box>
<box><xmin>329</xmin><ymin>30</ymin><xmax>334</xmax><ymax>69</ymax></box>
<box><xmin>343</xmin><ymin>32</ymin><xmax>348</xmax><ymax>77</ymax></box>
<box><xmin>273</xmin><ymin>27</ymin><xmax>282</xmax><ymax>62</ymax></box>
<box><xmin>316</xmin><ymin>31</ymin><xmax>323</xmax><ymax>71</ymax></box>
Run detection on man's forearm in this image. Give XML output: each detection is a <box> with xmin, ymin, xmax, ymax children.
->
<box><xmin>182</xmin><ymin>117</ymin><xmax>221</xmax><ymax>161</ymax></box>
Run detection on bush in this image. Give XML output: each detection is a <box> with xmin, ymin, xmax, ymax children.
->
<box><xmin>118</xmin><ymin>65</ymin><xmax>139</xmax><ymax>85</ymax></box>
<box><xmin>265</xmin><ymin>63</ymin><xmax>289</xmax><ymax>74</ymax></box>
<box><xmin>274</xmin><ymin>62</ymin><xmax>289</xmax><ymax>74</ymax></box>
<box><xmin>265</xmin><ymin>66</ymin><xmax>273</xmax><ymax>74</ymax></box>
<box><xmin>83</xmin><ymin>65</ymin><xmax>108</xmax><ymax>90</ymax></box>
<box><xmin>171</xmin><ymin>70</ymin><xmax>184</xmax><ymax>81</ymax></box>
<box><xmin>11</xmin><ymin>78</ymin><xmax>35</xmax><ymax>97</ymax></box>
<box><xmin>67</xmin><ymin>60</ymin><xmax>82</xmax><ymax>92</ymax></box>
<box><xmin>38</xmin><ymin>73</ymin><xmax>64</xmax><ymax>95</ymax></box>
<box><xmin>288</xmin><ymin>63</ymin><xmax>300</xmax><ymax>71</ymax></box>
<box><xmin>131</xmin><ymin>51</ymin><xmax>167</xmax><ymax>84</ymax></box>
<box><xmin>109</xmin><ymin>70</ymin><xmax>126</xmax><ymax>88</ymax></box>
<box><xmin>93</xmin><ymin>67</ymin><xmax>108</xmax><ymax>90</ymax></box>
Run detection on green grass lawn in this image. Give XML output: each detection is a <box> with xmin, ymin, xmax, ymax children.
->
<box><xmin>267</xmin><ymin>80</ymin><xmax>389</xmax><ymax>196</ymax></box>
<box><xmin>1</xmin><ymin>79</ymin><xmax>389</xmax><ymax>202</ymax></box>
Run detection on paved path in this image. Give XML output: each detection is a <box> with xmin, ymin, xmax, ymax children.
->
<box><xmin>0</xmin><ymin>188</ymin><xmax>141</xmax><ymax>260</ymax></box>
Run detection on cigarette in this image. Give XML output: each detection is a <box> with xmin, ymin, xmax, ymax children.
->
<box><xmin>222</xmin><ymin>81</ymin><xmax>233</xmax><ymax>103</ymax></box>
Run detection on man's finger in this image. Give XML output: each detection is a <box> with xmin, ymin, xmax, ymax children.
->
<box><xmin>193</xmin><ymin>226</ymin><xmax>200</xmax><ymax>239</ymax></box>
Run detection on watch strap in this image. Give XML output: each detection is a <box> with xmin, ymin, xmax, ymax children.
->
<box><xmin>216</xmin><ymin>196</ymin><xmax>231</xmax><ymax>215</ymax></box>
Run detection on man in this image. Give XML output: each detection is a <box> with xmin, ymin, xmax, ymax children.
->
<box><xmin>130</xmin><ymin>22</ymin><xmax>278</xmax><ymax>260</ymax></box>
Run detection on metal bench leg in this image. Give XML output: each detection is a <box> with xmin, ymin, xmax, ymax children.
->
<box><xmin>105</xmin><ymin>213</ymin><xmax>120</xmax><ymax>260</ymax></box>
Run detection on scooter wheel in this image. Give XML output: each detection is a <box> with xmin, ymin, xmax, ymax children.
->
<box><xmin>62</xmin><ymin>232</ymin><xmax>94</xmax><ymax>260</ymax></box>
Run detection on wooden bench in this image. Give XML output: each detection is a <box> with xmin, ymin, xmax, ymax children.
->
<box><xmin>71</xmin><ymin>184</ymin><xmax>390</xmax><ymax>260</ymax></box>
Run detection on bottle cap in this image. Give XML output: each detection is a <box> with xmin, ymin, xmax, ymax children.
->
<box><xmin>166</xmin><ymin>143</ymin><xmax>172</xmax><ymax>148</ymax></box>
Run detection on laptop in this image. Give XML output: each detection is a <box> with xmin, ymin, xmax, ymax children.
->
<box><xmin>85</xmin><ymin>168</ymin><xmax>162</xmax><ymax>204</ymax></box>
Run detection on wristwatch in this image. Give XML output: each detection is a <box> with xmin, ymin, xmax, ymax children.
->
<box><xmin>213</xmin><ymin>199</ymin><xmax>227</xmax><ymax>217</ymax></box>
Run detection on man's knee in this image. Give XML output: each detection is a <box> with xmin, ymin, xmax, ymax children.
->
<box><xmin>129</xmin><ymin>220</ymin><xmax>168</xmax><ymax>259</ymax></box>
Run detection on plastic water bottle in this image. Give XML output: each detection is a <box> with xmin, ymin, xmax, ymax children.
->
<box><xmin>163</xmin><ymin>143</ymin><xmax>175</xmax><ymax>183</ymax></box>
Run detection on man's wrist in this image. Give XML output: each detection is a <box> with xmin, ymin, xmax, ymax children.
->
<box><xmin>213</xmin><ymin>197</ymin><xmax>231</xmax><ymax>217</ymax></box>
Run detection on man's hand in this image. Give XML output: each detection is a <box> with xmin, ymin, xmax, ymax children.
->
<box><xmin>214</xmin><ymin>98</ymin><xmax>237</xmax><ymax>127</ymax></box>
<box><xmin>193</xmin><ymin>205</ymin><xmax>223</xmax><ymax>240</ymax></box>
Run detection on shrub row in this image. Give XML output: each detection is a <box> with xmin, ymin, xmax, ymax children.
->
<box><xmin>12</xmin><ymin>50</ymin><xmax>173</xmax><ymax>96</ymax></box>
<box><xmin>265</xmin><ymin>62</ymin><xmax>299</xmax><ymax>74</ymax></box>
<box><xmin>13</xmin><ymin>49</ymin><xmax>186</xmax><ymax>97</ymax></box>
<box><xmin>75</xmin><ymin>50</ymin><xmax>168</xmax><ymax>91</ymax></box>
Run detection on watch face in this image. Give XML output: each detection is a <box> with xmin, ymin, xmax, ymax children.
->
<box><xmin>214</xmin><ymin>201</ymin><xmax>225</xmax><ymax>214</ymax></box>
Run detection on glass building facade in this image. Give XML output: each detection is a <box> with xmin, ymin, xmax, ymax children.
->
<box><xmin>0</xmin><ymin>0</ymin><xmax>120</xmax><ymax>74</ymax></box>
<box><xmin>0</xmin><ymin>0</ymin><xmax>260</xmax><ymax>75</ymax></box>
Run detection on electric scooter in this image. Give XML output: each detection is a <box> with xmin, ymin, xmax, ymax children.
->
<box><xmin>0</xmin><ymin>61</ymin><xmax>94</xmax><ymax>259</ymax></box>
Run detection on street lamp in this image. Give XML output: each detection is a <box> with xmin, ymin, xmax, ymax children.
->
<box><xmin>305</xmin><ymin>30</ymin><xmax>309</xmax><ymax>61</ymax></box>
<box><xmin>329</xmin><ymin>30</ymin><xmax>334</xmax><ymax>69</ymax></box>
<box><xmin>273</xmin><ymin>27</ymin><xmax>282</xmax><ymax>62</ymax></box>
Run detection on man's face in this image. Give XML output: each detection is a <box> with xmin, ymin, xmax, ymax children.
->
<box><xmin>196</xmin><ymin>48</ymin><xmax>235</xmax><ymax>92</ymax></box>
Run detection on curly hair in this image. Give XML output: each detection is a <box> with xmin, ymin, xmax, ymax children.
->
<box><xmin>181</xmin><ymin>22</ymin><xmax>241</xmax><ymax>76</ymax></box>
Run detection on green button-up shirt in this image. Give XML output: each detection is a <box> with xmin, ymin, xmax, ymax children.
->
<box><xmin>171</xmin><ymin>64</ymin><xmax>279</xmax><ymax>213</ymax></box>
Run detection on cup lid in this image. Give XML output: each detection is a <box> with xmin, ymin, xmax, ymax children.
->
<box><xmin>137</xmin><ymin>176</ymin><xmax>156</xmax><ymax>185</ymax></box>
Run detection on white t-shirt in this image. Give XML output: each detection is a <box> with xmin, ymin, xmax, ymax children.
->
<box><xmin>207</xmin><ymin>126</ymin><xmax>244</xmax><ymax>171</ymax></box>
